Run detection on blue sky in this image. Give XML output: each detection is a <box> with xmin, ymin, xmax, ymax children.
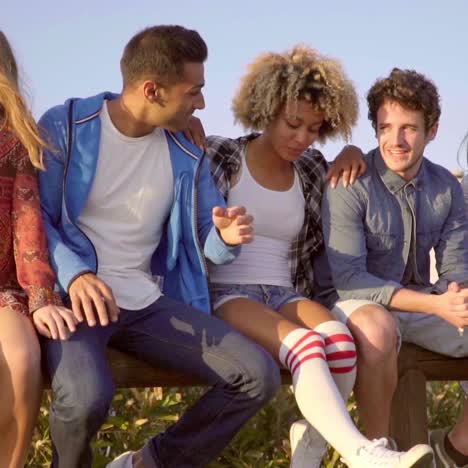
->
<box><xmin>4</xmin><ymin>0</ymin><xmax>468</xmax><ymax>170</ymax></box>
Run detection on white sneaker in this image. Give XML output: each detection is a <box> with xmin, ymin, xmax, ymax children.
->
<box><xmin>343</xmin><ymin>438</ymin><xmax>434</xmax><ymax>467</ymax></box>
<box><xmin>385</xmin><ymin>437</ymin><xmax>399</xmax><ymax>451</ymax></box>
<box><xmin>106</xmin><ymin>451</ymin><xmax>134</xmax><ymax>468</ymax></box>
<box><xmin>290</xmin><ymin>419</ymin><xmax>328</xmax><ymax>468</ymax></box>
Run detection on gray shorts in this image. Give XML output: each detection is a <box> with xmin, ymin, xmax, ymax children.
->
<box><xmin>210</xmin><ymin>283</ymin><xmax>304</xmax><ymax>311</ymax></box>
<box><xmin>331</xmin><ymin>299</ymin><xmax>468</xmax><ymax>358</ymax></box>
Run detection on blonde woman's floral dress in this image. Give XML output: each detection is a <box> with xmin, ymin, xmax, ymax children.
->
<box><xmin>0</xmin><ymin>128</ymin><xmax>61</xmax><ymax>314</ymax></box>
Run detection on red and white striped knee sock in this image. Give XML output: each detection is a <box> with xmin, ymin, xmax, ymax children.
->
<box><xmin>314</xmin><ymin>320</ymin><xmax>357</xmax><ymax>401</ymax></box>
<box><xmin>279</xmin><ymin>328</ymin><xmax>367</xmax><ymax>459</ymax></box>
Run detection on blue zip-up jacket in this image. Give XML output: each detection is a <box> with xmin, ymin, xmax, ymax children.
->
<box><xmin>38</xmin><ymin>92</ymin><xmax>239</xmax><ymax>313</ymax></box>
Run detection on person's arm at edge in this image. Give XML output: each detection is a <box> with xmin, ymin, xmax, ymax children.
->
<box><xmin>11</xmin><ymin>143</ymin><xmax>62</xmax><ymax>312</ymax></box>
<box><xmin>12</xmin><ymin>142</ymin><xmax>78</xmax><ymax>339</ymax></box>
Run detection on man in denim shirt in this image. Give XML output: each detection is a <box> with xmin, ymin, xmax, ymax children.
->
<box><xmin>322</xmin><ymin>68</ymin><xmax>468</xmax><ymax>467</ymax></box>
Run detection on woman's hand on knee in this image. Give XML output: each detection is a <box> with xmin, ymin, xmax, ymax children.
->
<box><xmin>32</xmin><ymin>305</ymin><xmax>78</xmax><ymax>340</ymax></box>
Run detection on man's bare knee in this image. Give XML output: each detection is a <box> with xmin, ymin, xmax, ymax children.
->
<box><xmin>347</xmin><ymin>305</ymin><xmax>399</xmax><ymax>366</ymax></box>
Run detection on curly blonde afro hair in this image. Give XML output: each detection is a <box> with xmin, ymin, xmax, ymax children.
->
<box><xmin>232</xmin><ymin>45</ymin><xmax>359</xmax><ymax>143</ymax></box>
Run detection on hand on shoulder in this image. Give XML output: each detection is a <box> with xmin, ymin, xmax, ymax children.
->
<box><xmin>327</xmin><ymin>145</ymin><xmax>366</xmax><ymax>188</ymax></box>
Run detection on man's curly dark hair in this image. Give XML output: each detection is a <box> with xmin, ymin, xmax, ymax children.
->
<box><xmin>367</xmin><ymin>68</ymin><xmax>441</xmax><ymax>132</ymax></box>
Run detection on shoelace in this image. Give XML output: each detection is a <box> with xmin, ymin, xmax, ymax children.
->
<box><xmin>383</xmin><ymin>437</ymin><xmax>398</xmax><ymax>451</ymax></box>
<box><xmin>357</xmin><ymin>438</ymin><xmax>401</xmax><ymax>466</ymax></box>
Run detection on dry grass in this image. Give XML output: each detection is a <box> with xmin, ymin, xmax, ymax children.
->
<box><xmin>26</xmin><ymin>382</ymin><xmax>465</xmax><ymax>467</ymax></box>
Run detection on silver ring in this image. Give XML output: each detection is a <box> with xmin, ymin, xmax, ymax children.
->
<box><xmin>458</xmin><ymin>327</ymin><xmax>464</xmax><ymax>337</ymax></box>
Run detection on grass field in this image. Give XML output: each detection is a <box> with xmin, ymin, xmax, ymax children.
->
<box><xmin>27</xmin><ymin>381</ymin><xmax>465</xmax><ymax>467</ymax></box>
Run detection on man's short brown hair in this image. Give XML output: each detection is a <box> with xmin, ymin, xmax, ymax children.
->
<box><xmin>367</xmin><ymin>68</ymin><xmax>441</xmax><ymax>132</ymax></box>
<box><xmin>120</xmin><ymin>25</ymin><xmax>207</xmax><ymax>88</ymax></box>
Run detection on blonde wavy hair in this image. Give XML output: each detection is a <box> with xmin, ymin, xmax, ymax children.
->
<box><xmin>232</xmin><ymin>45</ymin><xmax>359</xmax><ymax>143</ymax></box>
<box><xmin>0</xmin><ymin>31</ymin><xmax>46</xmax><ymax>169</ymax></box>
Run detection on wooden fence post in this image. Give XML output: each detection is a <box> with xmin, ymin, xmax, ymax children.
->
<box><xmin>390</xmin><ymin>368</ymin><xmax>428</xmax><ymax>450</ymax></box>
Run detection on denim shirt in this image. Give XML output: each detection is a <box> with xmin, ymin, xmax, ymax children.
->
<box><xmin>462</xmin><ymin>175</ymin><xmax>468</xmax><ymax>214</ymax></box>
<box><xmin>321</xmin><ymin>148</ymin><xmax>468</xmax><ymax>305</ymax></box>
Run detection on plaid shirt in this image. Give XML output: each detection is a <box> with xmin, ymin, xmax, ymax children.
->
<box><xmin>206</xmin><ymin>134</ymin><xmax>328</xmax><ymax>299</ymax></box>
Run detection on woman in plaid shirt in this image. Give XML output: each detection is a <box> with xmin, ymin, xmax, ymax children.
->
<box><xmin>203</xmin><ymin>46</ymin><xmax>433</xmax><ymax>467</ymax></box>
<box><xmin>0</xmin><ymin>32</ymin><xmax>76</xmax><ymax>467</ymax></box>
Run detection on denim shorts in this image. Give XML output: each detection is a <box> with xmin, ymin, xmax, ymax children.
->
<box><xmin>210</xmin><ymin>283</ymin><xmax>304</xmax><ymax>311</ymax></box>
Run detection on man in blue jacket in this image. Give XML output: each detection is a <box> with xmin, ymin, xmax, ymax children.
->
<box><xmin>38</xmin><ymin>25</ymin><xmax>280</xmax><ymax>468</ymax></box>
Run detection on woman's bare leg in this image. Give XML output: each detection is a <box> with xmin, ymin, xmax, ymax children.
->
<box><xmin>279</xmin><ymin>299</ymin><xmax>357</xmax><ymax>399</ymax></box>
<box><xmin>277</xmin><ymin>298</ymin><xmax>334</xmax><ymax>328</ymax></box>
<box><xmin>214</xmin><ymin>298</ymin><xmax>376</xmax><ymax>460</ymax></box>
<box><xmin>0</xmin><ymin>307</ymin><xmax>42</xmax><ymax>468</ymax></box>
<box><xmin>215</xmin><ymin>297</ymin><xmax>337</xmax><ymax>356</ymax></box>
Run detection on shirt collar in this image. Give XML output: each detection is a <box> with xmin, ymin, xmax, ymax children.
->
<box><xmin>374</xmin><ymin>148</ymin><xmax>426</xmax><ymax>193</ymax></box>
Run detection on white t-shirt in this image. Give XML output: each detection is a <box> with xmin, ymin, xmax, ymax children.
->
<box><xmin>77</xmin><ymin>101</ymin><xmax>174</xmax><ymax>310</ymax></box>
<box><xmin>209</xmin><ymin>149</ymin><xmax>304</xmax><ymax>287</ymax></box>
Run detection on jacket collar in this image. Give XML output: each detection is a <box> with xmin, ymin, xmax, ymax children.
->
<box><xmin>65</xmin><ymin>92</ymin><xmax>203</xmax><ymax>222</ymax></box>
<box><xmin>68</xmin><ymin>92</ymin><xmax>203</xmax><ymax>159</ymax></box>
<box><xmin>70</xmin><ymin>92</ymin><xmax>118</xmax><ymax>123</ymax></box>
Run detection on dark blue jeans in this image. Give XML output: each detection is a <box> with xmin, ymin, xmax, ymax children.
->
<box><xmin>41</xmin><ymin>295</ymin><xmax>280</xmax><ymax>468</ymax></box>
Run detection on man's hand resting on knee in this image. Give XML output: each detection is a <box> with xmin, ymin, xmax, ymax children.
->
<box><xmin>68</xmin><ymin>273</ymin><xmax>119</xmax><ymax>327</ymax></box>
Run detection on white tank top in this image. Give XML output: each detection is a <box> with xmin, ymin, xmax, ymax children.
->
<box><xmin>209</xmin><ymin>149</ymin><xmax>305</xmax><ymax>287</ymax></box>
